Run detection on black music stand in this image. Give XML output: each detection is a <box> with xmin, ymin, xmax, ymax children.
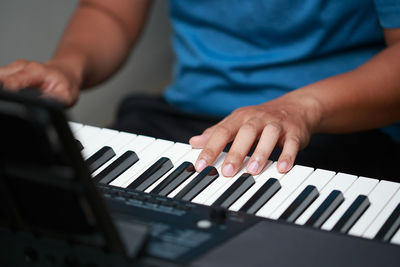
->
<box><xmin>0</xmin><ymin>89</ymin><xmax>148</xmax><ymax>267</ymax></box>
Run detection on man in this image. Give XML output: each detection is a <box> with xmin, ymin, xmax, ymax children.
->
<box><xmin>0</xmin><ymin>0</ymin><xmax>399</xmax><ymax>180</ymax></box>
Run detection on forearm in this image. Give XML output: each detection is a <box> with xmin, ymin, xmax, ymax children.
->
<box><xmin>295</xmin><ymin>41</ymin><xmax>400</xmax><ymax>134</ymax></box>
<box><xmin>50</xmin><ymin>0</ymin><xmax>151</xmax><ymax>89</ymax></box>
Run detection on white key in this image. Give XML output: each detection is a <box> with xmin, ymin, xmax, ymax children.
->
<box><xmin>161</xmin><ymin>143</ymin><xmax>192</xmax><ymax>164</ymax></box>
<box><xmin>68</xmin><ymin>121</ymin><xmax>84</xmax><ymax>133</ymax></box>
<box><xmin>81</xmin><ymin>128</ymin><xmax>120</xmax><ymax>158</ymax></box>
<box><xmin>390</xmin><ymin>228</ymin><xmax>400</xmax><ymax>245</ymax></box>
<box><xmin>91</xmin><ymin>135</ymin><xmax>155</xmax><ymax>177</ymax></box>
<box><xmin>348</xmin><ymin>180</ymin><xmax>400</xmax><ymax>237</ymax></box>
<box><xmin>166</xmin><ymin>149</ymin><xmax>203</xmax><ymax>198</ymax></box>
<box><xmin>363</xmin><ymin>187</ymin><xmax>400</xmax><ymax>239</ymax></box>
<box><xmin>73</xmin><ymin>125</ymin><xmax>102</xmax><ymax>144</ymax></box>
<box><xmin>190</xmin><ymin>153</ymin><xmax>241</xmax><ymax>205</ymax></box>
<box><xmin>295</xmin><ymin>173</ymin><xmax>356</xmax><ymax>225</ymax></box>
<box><xmin>144</xmin><ymin>144</ymin><xmax>193</xmax><ymax>193</ymax></box>
<box><xmin>110</xmin><ymin>139</ymin><xmax>174</xmax><ymax>187</ymax></box>
<box><xmin>321</xmin><ymin>176</ymin><xmax>379</xmax><ymax>231</ymax></box>
<box><xmin>119</xmin><ymin>142</ymin><xmax>191</xmax><ymax>189</ymax></box>
<box><xmin>105</xmin><ymin>132</ymin><xmax>138</xmax><ymax>153</ymax></box>
<box><xmin>256</xmin><ymin>165</ymin><xmax>314</xmax><ymax>219</ymax></box>
<box><xmin>84</xmin><ymin>131</ymin><xmax>137</xmax><ymax>160</ymax></box>
<box><xmin>229</xmin><ymin>161</ymin><xmax>285</xmax><ymax>212</ymax></box>
<box><xmin>269</xmin><ymin>168</ymin><xmax>335</xmax><ymax>220</ymax></box>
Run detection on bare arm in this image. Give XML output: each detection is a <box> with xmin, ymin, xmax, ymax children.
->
<box><xmin>191</xmin><ymin>28</ymin><xmax>400</xmax><ymax>177</ymax></box>
<box><xmin>0</xmin><ymin>0</ymin><xmax>152</xmax><ymax>105</ymax></box>
<box><xmin>54</xmin><ymin>0</ymin><xmax>152</xmax><ymax>87</ymax></box>
<box><xmin>305</xmin><ymin>28</ymin><xmax>400</xmax><ymax>133</ymax></box>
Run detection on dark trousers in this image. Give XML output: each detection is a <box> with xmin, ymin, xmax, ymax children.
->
<box><xmin>111</xmin><ymin>94</ymin><xmax>400</xmax><ymax>182</ymax></box>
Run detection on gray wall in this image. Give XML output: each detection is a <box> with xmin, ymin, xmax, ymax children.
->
<box><xmin>0</xmin><ymin>0</ymin><xmax>173</xmax><ymax>127</ymax></box>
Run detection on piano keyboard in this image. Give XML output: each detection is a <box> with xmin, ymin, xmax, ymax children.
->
<box><xmin>70</xmin><ymin>121</ymin><xmax>400</xmax><ymax>246</ymax></box>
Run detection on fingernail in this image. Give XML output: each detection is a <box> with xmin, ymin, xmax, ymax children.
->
<box><xmin>222</xmin><ymin>164</ymin><xmax>235</xmax><ymax>177</ymax></box>
<box><xmin>278</xmin><ymin>161</ymin><xmax>288</xmax><ymax>172</ymax></box>
<box><xmin>248</xmin><ymin>160</ymin><xmax>259</xmax><ymax>174</ymax></box>
<box><xmin>195</xmin><ymin>159</ymin><xmax>207</xmax><ymax>172</ymax></box>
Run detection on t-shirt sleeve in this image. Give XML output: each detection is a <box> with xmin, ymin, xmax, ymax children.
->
<box><xmin>374</xmin><ymin>0</ymin><xmax>400</xmax><ymax>28</ymax></box>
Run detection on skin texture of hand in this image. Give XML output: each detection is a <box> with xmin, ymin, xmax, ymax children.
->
<box><xmin>190</xmin><ymin>91</ymin><xmax>322</xmax><ymax>177</ymax></box>
<box><xmin>0</xmin><ymin>60</ymin><xmax>81</xmax><ymax>106</ymax></box>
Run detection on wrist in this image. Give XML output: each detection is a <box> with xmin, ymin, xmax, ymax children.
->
<box><xmin>287</xmin><ymin>89</ymin><xmax>324</xmax><ymax>134</ymax></box>
<box><xmin>47</xmin><ymin>46</ymin><xmax>88</xmax><ymax>89</ymax></box>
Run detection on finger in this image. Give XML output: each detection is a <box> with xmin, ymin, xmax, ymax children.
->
<box><xmin>247</xmin><ymin>122</ymin><xmax>282</xmax><ymax>175</ymax></box>
<box><xmin>2</xmin><ymin>62</ymin><xmax>46</xmax><ymax>90</ymax></box>
<box><xmin>42</xmin><ymin>80</ymin><xmax>75</xmax><ymax>106</ymax></box>
<box><xmin>189</xmin><ymin>126</ymin><xmax>216</xmax><ymax>148</ymax></box>
<box><xmin>277</xmin><ymin>136</ymin><xmax>300</xmax><ymax>173</ymax></box>
<box><xmin>190</xmin><ymin>116</ymin><xmax>230</xmax><ymax>148</ymax></box>
<box><xmin>194</xmin><ymin>124</ymin><xmax>237</xmax><ymax>173</ymax></box>
<box><xmin>222</xmin><ymin>120</ymin><xmax>262</xmax><ymax>177</ymax></box>
<box><xmin>0</xmin><ymin>60</ymin><xmax>28</xmax><ymax>79</ymax></box>
<box><xmin>2</xmin><ymin>69</ymin><xmax>45</xmax><ymax>91</ymax></box>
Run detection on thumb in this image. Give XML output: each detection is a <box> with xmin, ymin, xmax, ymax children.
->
<box><xmin>189</xmin><ymin>127</ymin><xmax>215</xmax><ymax>148</ymax></box>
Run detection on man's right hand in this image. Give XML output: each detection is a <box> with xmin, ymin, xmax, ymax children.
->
<box><xmin>0</xmin><ymin>60</ymin><xmax>81</xmax><ymax>106</ymax></box>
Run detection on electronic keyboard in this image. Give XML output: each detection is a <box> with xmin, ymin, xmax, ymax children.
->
<box><xmin>71</xmin><ymin>122</ymin><xmax>400</xmax><ymax>265</ymax></box>
<box><xmin>1</xmin><ymin>89</ymin><xmax>400</xmax><ymax>267</ymax></box>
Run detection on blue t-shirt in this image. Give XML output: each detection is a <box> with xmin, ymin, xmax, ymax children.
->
<box><xmin>164</xmin><ymin>0</ymin><xmax>400</xmax><ymax>142</ymax></box>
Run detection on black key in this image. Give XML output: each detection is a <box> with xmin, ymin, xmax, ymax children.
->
<box><xmin>151</xmin><ymin>161</ymin><xmax>196</xmax><ymax>196</ymax></box>
<box><xmin>305</xmin><ymin>190</ymin><xmax>344</xmax><ymax>228</ymax></box>
<box><xmin>93</xmin><ymin>150</ymin><xmax>139</xmax><ymax>184</ymax></box>
<box><xmin>127</xmin><ymin>157</ymin><xmax>174</xmax><ymax>191</ymax></box>
<box><xmin>85</xmin><ymin>146</ymin><xmax>116</xmax><ymax>173</ymax></box>
<box><xmin>332</xmin><ymin>195</ymin><xmax>370</xmax><ymax>234</ymax></box>
<box><xmin>239</xmin><ymin>178</ymin><xmax>281</xmax><ymax>214</ymax></box>
<box><xmin>76</xmin><ymin>139</ymin><xmax>84</xmax><ymax>151</ymax></box>
<box><xmin>279</xmin><ymin>185</ymin><xmax>319</xmax><ymax>223</ymax></box>
<box><xmin>374</xmin><ymin>203</ymin><xmax>400</xmax><ymax>242</ymax></box>
<box><xmin>212</xmin><ymin>173</ymin><xmax>255</xmax><ymax>208</ymax></box>
<box><xmin>174</xmin><ymin>166</ymin><xmax>219</xmax><ymax>201</ymax></box>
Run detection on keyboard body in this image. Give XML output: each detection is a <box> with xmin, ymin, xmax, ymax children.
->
<box><xmin>100</xmin><ymin>185</ymin><xmax>400</xmax><ymax>267</ymax></box>
<box><xmin>99</xmin><ymin>184</ymin><xmax>259</xmax><ymax>265</ymax></box>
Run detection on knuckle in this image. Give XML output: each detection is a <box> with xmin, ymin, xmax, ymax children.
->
<box><xmin>279</xmin><ymin>109</ymin><xmax>289</xmax><ymax>118</ymax></box>
<box><xmin>264</xmin><ymin>122</ymin><xmax>282</xmax><ymax>135</ymax></box>
<box><xmin>53</xmin><ymin>74</ymin><xmax>69</xmax><ymax>87</ymax></box>
<box><xmin>202</xmin><ymin>127</ymin><xmax>215</xmax><ymax>135</ymax></box>
<box><xmin>232</xmin><ymin>106</ymin><xmax>250</xmax><ymax>118</ymax></box>
<box><xmin>253</xmin><ymin>146</ymin><xmax>270</xmax><ymax>160</ymax></box>
<box><xmin>215</xmin><ymin>125</ymin><xmax>232</xmax><ymax>139</ymax></box>
<box><xmin>13</xmin><ymin>59</ymin><xmax>29</xmax><ymax>66</ymax></box>
<box><xmin>200</xmin><ymin>148</ymin><xmax>218</xmax><ymax>162</ymax></box>
<box><xmin>276</xmin><ymin>109</ymin><xmax>289</xmax><ymax>121</ymax></box>
<box><xmin>227</xmin><ymin>150</ymin><xmax>246</xmax><ymax>162</ymax></box>
<box><xmin>26</xmin><ymin>61</ymin><xmax>43</xmax><ymax>71</ymax></box>
<box><xmin>241</xmin><ymin>121</ymin><xmax>259</xmax><ymax>135</ymax></box>
<box><xmin>232</xmin><ymin>106</ymin><xmax>245</xmax><ymax>114</ymax></box>
<box><xmin>287</xmin><ymin>135</ymin><xmax>301</xmax><ymax>147</ymax></box>
<box><xmin>54</xmin><ymin>79</ymin><xmax>68</xmax><ymax>90</ymax></box>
